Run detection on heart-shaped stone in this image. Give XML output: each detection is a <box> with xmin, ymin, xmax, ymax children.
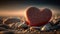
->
<box><xmin>25</xmin><ymin>7</ymin><xmax>52</xmax><ymax>26</ymax></box>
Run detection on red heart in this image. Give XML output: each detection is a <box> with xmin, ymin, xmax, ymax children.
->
<box><xmin>25</xmin><ymin>7</ymin><xmax>52</xmax><ymax>26</ymax></box>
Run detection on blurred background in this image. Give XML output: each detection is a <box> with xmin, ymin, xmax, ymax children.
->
<box><xmin>0</xmin><ymin>0</ymin><xmax>60</xmax><ymax>17</ymax></box>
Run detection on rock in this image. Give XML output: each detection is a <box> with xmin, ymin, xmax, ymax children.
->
<box><xmin>25</xmin><ymin>7</ymin><xmax>52</xmax><ymax>26</ymax></box>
